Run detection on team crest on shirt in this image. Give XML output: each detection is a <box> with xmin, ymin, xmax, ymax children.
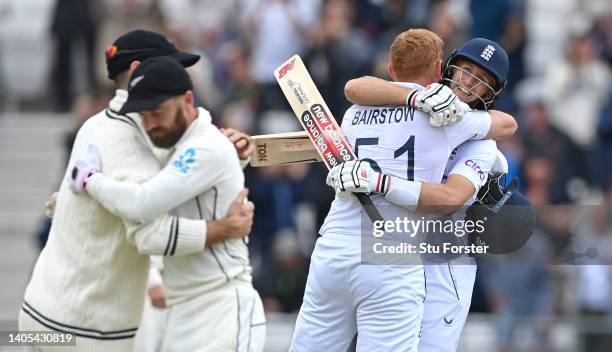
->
<box><xmin>172</xmin><ymin>148</ymin><xmax>196</xmax><ymax>174</ymax></box>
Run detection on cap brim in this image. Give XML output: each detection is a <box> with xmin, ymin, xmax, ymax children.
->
<box><xmin>171</xmin><ymin>52</ymin><xmax>200</xmax><ymax>68</ymax></box>
<box><xmin>119</xmin><ymin>94</ymin><xmax>172</xmax><ymax>115</ymax></box>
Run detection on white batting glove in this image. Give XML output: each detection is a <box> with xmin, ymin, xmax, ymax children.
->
<box><xmin>490</xmin><ymin>149</ymin><xmax>509</xmax><ymax>175</ymax></box>
<box><xmin>406</xmin><ymin>83</ymin><xmax>466</xmax><ymax>127</ymax></box>
<box><xmin>67</xmin><ymin>144</ymin><xmax>101</xmax><ymax>193</ymax></box>
<box><xmin>326</xmin><ymin>160</ymin><xmax>390</xmax><ymax>195</ymax></box>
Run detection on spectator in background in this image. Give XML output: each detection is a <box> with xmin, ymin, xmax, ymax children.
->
<box><xmin>577</xmin><ymin>198</ymin><xmax>612</xmax><ymax>352</ymax></box>
<box><xmin>257</xmin><ymin>229</ymin><xmax>309</xmax><ymax>313</ymax></box>
<box><xmin>427</xmin><ymin>0</ymin><xmax>469</xmax><ymax>58</ymax></box>
<box><xmin>596</xmin><ymin>85</ymin><xmax>612</xmax><ymax>188</ymax></box>
<box><xmin>50</xmin><ymin>0</ymin><xmax>99</xmax><ymax>111</ymax></box>
<box><xmin>95</xmin><ymin>0</ymin><xmax>165</xmax><ymax>84</ymax></box>
<box><xmin>542</xmin><ymin>32</ymin><xmax>610</xmax><ymax>164</ymax></box>
<box><xmin>590</xmin><ymin>10</ymin><xmax>612</xmax><ymax>66</ymax></box>
<box><xmin>247</xmin><ymin>164</ymin><xmax>309</xmax><ymax>309</ymax></box>
<box><xmin>470</xmin><ymin>0</ymin><xmax>526</xmax><ymax>106</ymax></box>
<box><xmin>521</xmin><ymin>100</ymin><xmax>588</xmax><ymax>200</ymax></box>
<box><xmin>240</xmin><ymin>0</ymin><xmax>320</xmax><ymax>112</ymax></box>
<box><xmin>486</xmin><ymin>156</ymin><xmax>565</xmax><ymax>352</ymax></box>
<box><xmin>303</xmin><ymin>0</ymin><xmax>375</xmax><ymax>119</ymax></box>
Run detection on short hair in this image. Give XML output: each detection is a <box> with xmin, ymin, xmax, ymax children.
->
<box><xmin>389</xmin><ymin>29</ymin><xmax>443</xmax><ymax>81</ymax></box>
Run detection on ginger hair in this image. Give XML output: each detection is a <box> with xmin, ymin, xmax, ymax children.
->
<box><xmin>389</xmin><ymin>28</ymin><xmax>443</xmax><ymax>82</ymax></box>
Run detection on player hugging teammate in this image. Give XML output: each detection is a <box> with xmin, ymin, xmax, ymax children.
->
<box><xmin>291</xmin><ymin>28</ymin><xmax>534</xmax><ymax>352</ymax></box>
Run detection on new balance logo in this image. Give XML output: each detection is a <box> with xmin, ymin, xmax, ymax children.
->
<box><xmin>444</xmin><ymin>317</ymin><xmax>454</xmax><ymax>326</ymax></box>
<box><xmin>480</xmin><ymin>45</ymin><xmax>496</xmax><ymax>61</ymax></box>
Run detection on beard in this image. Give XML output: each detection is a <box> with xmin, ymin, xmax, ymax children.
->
<box><xmin>148</xmin><ymin>107</ymin><xmax>188</xmax><ymax>148</ymax></box>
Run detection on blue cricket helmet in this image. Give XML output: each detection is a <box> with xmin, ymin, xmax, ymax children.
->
<box><xmin>443</xmin><ymin>38</ymin><xmax>509</xmax><ymax>110</ymax></box>
<box><xmin>466</xmin><ymin>177</ymin><xmax>536</xmax><ymax>254</ymax></box>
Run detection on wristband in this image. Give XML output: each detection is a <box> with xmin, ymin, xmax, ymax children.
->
<box><xmin>384</xmin><ymin>176</ymin><xmax>422</xmax><ymax>211</ymax></box>
<box><xmin>406</xmin><ymin>90</ymin><xmax>418</xmax><ymax>107</ymax></box>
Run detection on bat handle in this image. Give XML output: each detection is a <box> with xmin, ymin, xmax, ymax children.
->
<box><xmin>355</xmin><ymin>193</ymin><xmax>384</xmax><ymax>223</ymax></box>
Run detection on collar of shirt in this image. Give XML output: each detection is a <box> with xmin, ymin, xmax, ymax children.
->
<box><xmin>108</xmin><ymin>89</ymin><xmax>128</xmax><ymax>112</ymax></box>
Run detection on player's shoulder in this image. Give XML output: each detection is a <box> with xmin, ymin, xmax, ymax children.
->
<box><xmin>172</xmin><ymin>124</ymin><xmax>238</xmax><ymax>172</ymax></box>
<box><xmin>78</xmin><ymin>109</ymin><xmax>142</xmax><ymax>140</ymax></box>
<box><xmin>457</xmin><ymin>139</ymin><xmax>497</xmax><ymax>159</ymax></box>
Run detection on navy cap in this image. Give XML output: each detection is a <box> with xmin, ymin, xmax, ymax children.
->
<box><xmin>105</xmin><ymin>29</ymin><xmax>200</xmax><ymax>79</ymax></box>
<box><xmin>119</xmin><ymin>56</ymin><xmax>193</xmax><ymax>115</ymax></box>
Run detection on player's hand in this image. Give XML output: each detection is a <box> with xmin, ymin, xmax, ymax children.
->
<box><xmin>407</xmin><ymin>83</ymin><xmax>467</xmax><ymax>127</ymax></box>
<box><xmin>45</xmin><ymin>192</ymin><xmax>58</xmax><ymax>219</ymax></box>
<box><xmin>66</xmin><ymin>144</ymin><xmax>101</xmax><ymax>193</ymax></box>
<box><xmin>224</xmin><ymin>188</ymin><xmax>255</xmax><ymax>238</ymax></box>
<box><xmin>221</xmin><ymin>128</ymin><xmax>254</xmax><ymax>160</ymax></box>
<box><xmin>148</xmin><ymin>284</ymin><xmax>167</xmax><ymax>309</ymax></box>
<box><xmin>327</xmin><ymin>160</ymin><xmax>384</xmax><ymax>195</ymax></box>
<box><xmin>490</xmin><ymin>150</ymin><xmax>508</xmax><ymax>175</ymax></box>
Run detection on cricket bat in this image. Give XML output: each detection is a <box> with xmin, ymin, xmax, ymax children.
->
<box><xmin>250</xmin><ymin>131</ymin><xmax>321</xmax><ymax>167</ymax></box>
<box><xmin>274</xmin><ymin>55</ymin><xmax>383</xmax><ymax>223</ymax></box>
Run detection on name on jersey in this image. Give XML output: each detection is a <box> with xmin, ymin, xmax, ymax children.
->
<box><xmin>351</xmin><ymin>107</ymin><xmax>416</xmax><ymax>126</ymax></box>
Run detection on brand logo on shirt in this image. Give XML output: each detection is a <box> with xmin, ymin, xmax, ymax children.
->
<box><xmin>172</xmin><ymin>148</ymin><xmax>196</xmax><ymax>174</ymax></box>
<box><xmin>444</xmin><ymin>317</ymin><xmax>454</xmax><ymax>326</ymax></box>
<box><xmin>465</xmin><ymin>159</ymin><xmax>486</xmax><ymax>181</ymax></box>
<box><xmin>480</xmin><ymin>45</ymin><xmax>496</xmax><ymax>61</ymax></box>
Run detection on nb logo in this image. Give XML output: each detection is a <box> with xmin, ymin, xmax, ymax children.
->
<box><xmin>480</xmin><ymin>45</ymin><xmax>496</xmax><ymax>61</ymax></box>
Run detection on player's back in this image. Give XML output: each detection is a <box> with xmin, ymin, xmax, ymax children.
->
<box><xmin>23</xmin><ymin>111</ymin><xmax>160</xmax><ymax>336</ymax></box>
<box><xmin>321</xmin><ymin>82</ymin><xmax>492</xmax><ymax>237</ymax></box>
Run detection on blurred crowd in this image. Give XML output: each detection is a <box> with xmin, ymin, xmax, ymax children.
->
<box><xmin>2</xmin><ymin>0</ymin><xmax>612</xmax><ymax>351</ymax></box>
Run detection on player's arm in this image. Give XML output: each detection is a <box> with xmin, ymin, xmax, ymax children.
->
<box><xmin>485</xmin><ymin>110</ymin><xmax>517</xmax><ymax>140</ymax></box>
<box><xmin>345</xmin><ymin>76</ymin><xmax>517</xmax><ymax>139</ymax></box>
<box><xmin>327</xmin><ymin>142</ymin><xmax>498</xmax><ymax>214</ymax></box>
<box><xmin>124</xmin><ymin>189</ymin><xmax>253</xmax><ymax>256</ymax></box>
<box><xmin>328</xmin><ymin>162</ymin><xmax>473</xmax><ymax>214</ymax></box>
<box><xmin>345</xmin><ymin>76</ymin><xmax>467</xmax><ymax>127</ymax></box>
<box><xmin>415</xmin><ymin>141</ymin><xmax>499</xmax><ymax>212</ymax></box>
<box><xmin>413</xmin><ymin>175</ymin><xmax>476</xmax><ymax>213</ymax></box>
<box><xmin>84</xmin><ymin>144</ymin><xmax>231</xmax><ymax>223</ymax></box>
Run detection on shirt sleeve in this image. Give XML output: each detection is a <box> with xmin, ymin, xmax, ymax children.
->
<box><xmin>88</xmin><ymin>143</ymin><xmax>227</xmax><ymax>223</ymax></box>
<box><xmin>445</xmin><ymin>110</ymin><xmax>492</xmax><ymax>150</ymax></box>
<box><xmin>448</xmin><ymin>140</ymin><xmax>497</xmax><ymax>191</ymax></box>
<box><xmin>124</xmin><ymin>215</ymin><xmax>206</xmax><ymax>257</ymax></box>
<box><xmin>93</xmin><ymin>125</ymin><xmax>208</xmax><ymax>256</ymax></box>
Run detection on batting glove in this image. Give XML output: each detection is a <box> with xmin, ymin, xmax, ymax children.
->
<box><xmin>67</xmin><ymin>144</ymin><xmax>101</xmax><ymax>193</ymax></box>
<box><xmin>406</xmin><ymin>83</ymin><xmax>467</xmax><ymax>127</ymax></box>
<box><xmin>326</xmin><ymin>160</ymin><xmax>390</xmax><ymax>195</ymax></box>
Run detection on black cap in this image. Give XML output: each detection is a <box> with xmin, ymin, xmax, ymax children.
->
<box><xmin>105</xmin><ymin>29</ymin><xmax>200</xmax><ymax>79</ymax></box>
<box><xmin>119</xmin><ymin>56</ymin><xmax>193</xmax><ymax>114</ymax></box>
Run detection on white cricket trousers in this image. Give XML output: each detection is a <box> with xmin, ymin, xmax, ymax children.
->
<box><xmin>291</xmin><ymin>234</ymin><xmax>425</xmax><ymax>352</ymax></box>
<box><xmin>161</xmin><ymin>281</ymin><xmax>265</xmax><ymax>352</ymax></box>
<box><xmin>419</xmin><ymin>257</ymin><xmax>477</xmax><ymax>352</ymax></box>
<box><xmin>18</xmin><ymin>309</ymin><xmax>134</xmax><ymax>352</ymax></box>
